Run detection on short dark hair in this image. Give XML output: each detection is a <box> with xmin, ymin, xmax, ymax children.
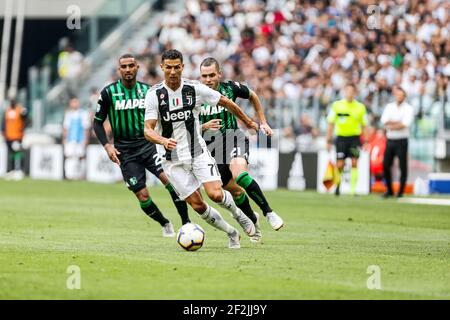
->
<box><xmin>161</xmin><ymin>49</ymin><xmax>183</xmax><ymax>63</ymax></box>
<box><xmin>118</xmin><ymin>53</ymin><xmax>135</xmax><ymax>62</ymax></box>
<box><xmin>395</xmin><ymin>86</ymin><xmax>406</xmax><ymax>95</ymax></box>
<box><xmin>200</xmin><ymin>57</ymin><xmax>220</xmax><ymax>71</ymax></box>
<box><xmin>345</xmin><ymin>83</ymin><xmax>356</xmax><ymax>89</ymax></box>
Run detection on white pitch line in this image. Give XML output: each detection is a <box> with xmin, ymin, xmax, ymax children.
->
<box><xmin>398</xmin><ymin>197</ymin><xmax>450</xmax><ymax>206</ymax></box>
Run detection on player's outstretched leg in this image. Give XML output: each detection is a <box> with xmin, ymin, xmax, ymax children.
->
<box><xmin>224</xmin><ymin>180</ymin><xmax>261</xmax><ymax>242</ymax></box>
<box><xmin>204</xmin><ymin>182</ymin><xmax>256</xmax><ymax>237</ymax></box>
<box><xmin>157</xmin><ymin>171</ymin><xmax>191</xmax><ymax>224</ymax></box>
<box><xmin>232</xmin><ymin>161</ymin><xmax>283</xmax><ymax>231</ymax></box>
<box><xmin>135</xmin><ymin>188</ymin><xmax>174</xmax><ymax>237</ymax></box>
<box><xmin>166</xmin><ymin>183</ymin><xmax>191</xmax><ymax>224</ymax></box>
<box><xmin>185</xmin><ymin>190</ymin><xmax>240</xmax><ymax>249</ymax></box>
<box><xmin>158</xmin><ymin>172</ymin><xmax>191</xmax><ymax>225</ymax></box>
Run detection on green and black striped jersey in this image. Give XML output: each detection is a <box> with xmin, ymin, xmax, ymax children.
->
<box><xmin>199</xmin><ymin>81</ymin><xmax>251</xmax><ymax>134</ymax></box>
<box><xmin>94</xmin><ymin>79</ymin><xmax>150</xmax><ymax>149</ymax></box>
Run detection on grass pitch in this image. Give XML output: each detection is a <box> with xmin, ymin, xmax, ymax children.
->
<box><xmin>0</xmin><ymin>179</ymin><xmax>449</xmax><ymax>299</ymax></box>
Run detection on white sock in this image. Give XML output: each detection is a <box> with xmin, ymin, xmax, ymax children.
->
<box><xmin>200</xmin><ymin>204</ymin><xmax>235</xmax><ymax>235</ymax></box>
<box><xmin>218</xmin><ymin>190</ymin><xmax>240</xmax><ymax>218</ymax></box>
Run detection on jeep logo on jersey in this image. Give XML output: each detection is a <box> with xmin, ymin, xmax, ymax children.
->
<box><xmin>162</xmin><ymin>109</ymin><xmax>192</xmax><ymax>122</ymax></box>
<box><xmin>115</xmin><ymin>99</ymin><xmax>145</xmax><ymax>110</ymax></box>
<box><xmin>201</xmin><ymin>104</ymin><xmax>225</xmax><ymax>116</ymax></box>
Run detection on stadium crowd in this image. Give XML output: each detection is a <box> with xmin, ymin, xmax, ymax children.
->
<box><xmin>56</xmin><ymin>0</ymin><xmax>447</xmax><ymax>156</ymax></box>
<box><xmin>125</xmin><ymin>0</ymin><xmax>449</xmax><ymax>125</ymax></box>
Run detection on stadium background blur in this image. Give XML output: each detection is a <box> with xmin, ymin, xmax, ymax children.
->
<box><xmin>0</xmin><ymin>0</ymin><xmax>450</xmax><ymax>192</ymax></box>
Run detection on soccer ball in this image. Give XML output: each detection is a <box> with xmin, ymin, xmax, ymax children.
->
<box><xmin>177</xmin><ymin>223</ymin><xmax>205</xmax><ymax>251</ymax></box>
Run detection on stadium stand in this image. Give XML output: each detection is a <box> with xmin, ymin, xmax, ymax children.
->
<box><xmin>3</xmin><ymin>0</ymin><xmax>450</xmax><ymax>182</ymax></box>
<box><xmin>102</xmin><ymin>0</ymin><xmax>450</xmax><ymax>171</ymax></box>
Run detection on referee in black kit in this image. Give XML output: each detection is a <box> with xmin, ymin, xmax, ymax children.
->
<box><xmin>380</xmin><ymin>86</ymin><xmax>415</xmax><ymax>198</ymax></box>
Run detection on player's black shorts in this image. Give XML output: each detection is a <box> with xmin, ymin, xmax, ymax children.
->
<box><xmin>203</xmin><ymin>129</ymin><xmax>249</xmax><ymax>186</ymax></box>
<box><xmin>335</xmin><ymin>135</ymin><xmax>361</xmax><ymax>160</ymax></box>
<box><xmin>117</xmin><ymin>142</ymin><xmax>163</xmax><ymax>193</ymax></box>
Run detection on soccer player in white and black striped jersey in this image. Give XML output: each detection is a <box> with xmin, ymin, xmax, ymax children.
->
<box><xmin>144</xmin><ymin>50</ymin><xmax>259</xmax><ymax>249</ymax></box>
<box><xmin>93</xmin><ymin>53</ymin><xmax>191</xmax><ymax>238</ymax></box>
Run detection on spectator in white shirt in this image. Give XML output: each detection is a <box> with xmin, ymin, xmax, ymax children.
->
<box><xmin>380</xmin><ymin>87</ymin><xmax>415</xmax><ymax>198</ymax></box>
<box><xmin>63</xmin><ymin>97</ymin><xmax>90</xmax><ymax>180</ymax></box>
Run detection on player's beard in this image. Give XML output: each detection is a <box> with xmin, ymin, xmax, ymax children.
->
<box><xmin>168</xmin><ymin>75</ymin><xmax>181</xmax><ymax>88</ymax></box>
<box><xmin>122</xmin><ymin>75</ymin><xmax>136</xmax><ymax>88</ymax></box>
<box><xmin>206</xmin><ymin>82</ymin><xmax>216</xmax><ymax>89</ymax></box>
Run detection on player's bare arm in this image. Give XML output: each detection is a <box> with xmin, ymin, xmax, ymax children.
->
<box><xmin>218</xmin><ymin>96</ymin><xmax>258</xmax><ymax>131</ymax></box>
<box><xmin>248</xmin><ymin>90</ymin><xmax>273</xmax><ymax>136</ymax></box>
<box><xmin>144</xmin><ymin>119</ymin><xmax>177</xmax><ymax>150</ymax></box>
<box><xmin>93</xmin><ymin>118</ymin><xmax>121</xmax><ymax>165</ymax></box>
<box><xmin>104</xmin><ymin>143</ymin><xmax>121</xmax><ymax>165</ymax></box>
<box><xmin>201</xmin><ymin>119</ymin><xmax>222</xmax><ymax>131</ymax></box>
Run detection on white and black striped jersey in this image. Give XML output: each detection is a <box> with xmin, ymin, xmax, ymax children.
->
<box><xmin>144</xmin><ymin>78</ymin><xmax>222</xmax><ymax>161</ymax></box>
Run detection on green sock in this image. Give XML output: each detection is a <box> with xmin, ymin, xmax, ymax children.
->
<box><xmin>351</xmin><ymin>167</ymin><xmax>358</xmax><ymax>194</ymax></box>
<box><xmin>236</xmin><ymin>171</ymin><xmax>272</xmax><ymax>216</ymax></box>
<box><xmin>140</xmin><ymin>198</ymin><xmax>169</xmax><ymax>226</ymax></box>
<box><xmin>234</xmin><ymin>193</ymin><xmax>257</xmax><ymax>224</ymax></box>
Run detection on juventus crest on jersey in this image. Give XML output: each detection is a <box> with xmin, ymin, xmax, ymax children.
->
<box><xmin>144</xmin><ymin>78</ymin><xmax>222</xmax><ymax>161</ymax></box>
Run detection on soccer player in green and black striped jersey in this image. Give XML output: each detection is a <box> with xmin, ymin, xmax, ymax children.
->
<box><xmin>93</xmin><ymin>53</ymin><xmax>191</xmax><ymax>237</ymax></box>
<box><xmin>199</xmin><ymin>57</ymin><xmax>284</xmax><ymax>241</ymax></box>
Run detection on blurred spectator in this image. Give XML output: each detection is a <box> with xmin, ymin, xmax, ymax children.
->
<box><xmin>88</xmin><ymin>87</ymin><xmax>99</xmax><ymax>113</ymax></box>
<box><xmin>279</xmin><ymin>126</ymin><xmax>297</xmax><ymax>153</ymax></box>
<box><xmin>63</xmin><ymin>97</ymin><xmax>90</xmax><ymax>180</ymax></box>
<box><xmin>294</xmin><ymin>114</ymin><xmax>319</xmax><ymax>150</ymax></box>
<box><xmin>381</xmin><ymin>87</ymin><xmax>414</xmax><ymax>198</ymax></box>
<box><xmin>367</xmin><ymin>126</ymin><xmax>387</xmax><ymax>182</ymax></box>
<box><xmin>88</xmin><ymin>87</ymin><xmax>112</xmax><ymax>144</ymax></box>
<box><xmin>295</xmin><ymin>114</ymin><xmax>319</xmax><ymax>138</ymax></box>
<box><xmin>58</xmin><ymin>42</ymin><xmax>84</xmax><ymax>97</ymax></box>
<box><xmin>121</xmin><ymin>0</ymin><xmax>449</xmax><ymax>138</ymax></box>
<box><xmin>1</xmin><ymin>99</ymin><xmax>28</xmax><ymax>180</ymax></box>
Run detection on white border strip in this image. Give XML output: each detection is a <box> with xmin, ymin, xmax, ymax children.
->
<box><xmin>398</xmin><ymin>198</ymin><xmax>450</xmax><ymax>206</ymax></box>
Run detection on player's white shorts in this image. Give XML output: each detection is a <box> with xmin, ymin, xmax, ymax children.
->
<box><xmin>162</xmin><ymin>150</ymin><xmax>221</xmax><ymax>200</ymax></box>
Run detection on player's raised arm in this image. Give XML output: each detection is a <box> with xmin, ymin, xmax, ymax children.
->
<box><xmin>196</xmin><ymin>81</ymin><xmax>258</xmax><ymax>131</ymax></box>
<box><xmin>225</xmin><ymin>80</ymin><xmax>271</xmax><ymax>135</ymax></box>
<box><xmin>201</xmin><ymin>119</ymin><xmax>222</xmax><ymax>131</ymax></box>
<box><xmin>218</xmin><ymin>95</ymin><xmax>258</xmax><ymax>131</ymax></box>
<box><xmin>247</xmin><ymin>90</ymin><xmax>273</xmax><ymax>136</ymax></box>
